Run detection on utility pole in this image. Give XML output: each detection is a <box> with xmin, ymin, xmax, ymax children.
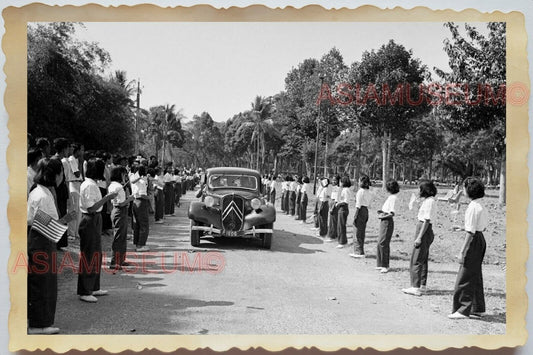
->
<box><xmin>313</xmin><ymin>74</ymin><xmax>325</xmax><ymax>194</ymax></box>
<box><xmin>135</xmin><ymin>79</ymin><xmax>140</xmax><ymax>155</ymax></box>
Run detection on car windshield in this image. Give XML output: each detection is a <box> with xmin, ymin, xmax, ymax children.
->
<box><xmin>208</xmin><ymin>174</ymin><xmax>258</xmax><ymax>190</ymax></box>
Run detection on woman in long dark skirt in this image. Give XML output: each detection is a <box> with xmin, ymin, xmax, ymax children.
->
<box><xmin>27</xmin><ymin>158</ymin><xmax>71</xmax><ymax>334</ymax></box>
<box><xmin>78</xmin><ymin>158</ymin><xmax>117</xmax><ymax>303</ymax></box>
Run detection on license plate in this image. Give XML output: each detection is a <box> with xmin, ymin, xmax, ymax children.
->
<box><xmin>225</xmin><ymin>230</ymin><xmax>238</xmax><ymax>237</ymax></box>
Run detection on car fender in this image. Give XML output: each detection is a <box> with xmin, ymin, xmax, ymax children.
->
<box><xmin>243</xmin><ymin>203</ymin><xmax>276</xmax><ymax>230</ymax></box>
<box><xmin>188</xmin><ymin>201</ymin><xmax>222</xmax><ymax>228</ymax></box>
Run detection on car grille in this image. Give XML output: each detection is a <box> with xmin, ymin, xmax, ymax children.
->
<box><xmin>221</xmin><ymin>194</ymin><xmax>245</xmax><ymax>231</ymax></box>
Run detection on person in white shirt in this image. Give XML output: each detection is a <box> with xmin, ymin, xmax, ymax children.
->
<box><xmin>335</xmin><ymin>176</ymin><xmax>353</xmax><ymax>248</ymax></box>
<box><xmin>173</xmin><ymin>168</ymin><xmax>182</xmax><ymax>208</ymax></box>
<box><xmin>375</xmin><ymin>180</ymin><xmax>400</xmax><ymax>273</ymax></box>
<box><xmin>108</xmin><ymin>166</ymin><xmax>134</xmax><ymax>269</ymax></box>
<box><xmin>27</xmin><ymin>148</ymin><xmax>42</xmax><ymax>198</ymax></box>
<box><xmin>350</xmin><ymin>175</ymin><xmax>373</xmax><ymax>257</ymax></box>
<box><xmin>270</xmin><ymin>175</ymin><xmax>279</xmax><ymax>208</ymax></box>
<box><xmin>78</xmin><ymin>158</ymin><xmax>117</xmax><ymax>303</ymax></box>
<box><xmin>402</xmin><ymin>180</ymin><xmax>437</xmax><ymax>297</ymax></box>
<box><xmin>294</xmin><ymin>176</ymin><xmax>303</xmax><ymax>220</ymax></box>
<box><xmin>130</xmin><ymin>165</ymin><xmax>150</xmax><ymax>251</ymax></box>
<box><xmin>299</xmin><ymin>177</ymin><xmax>310</xmax><ymax>223</ymax></box>
<box><xmin>153</xmin><ymin>167</ymin><xmax>166</xmax><ymax>223</ymax></box>
<box><xmin>66</xmin><ymin>143</ymin><xmax>83</xmax><ymax>239</ymax></box>
<box><xmin>163</xmin><ymin>167</ymin><xmax>175</xmax><ymax>216</ymax></box>
<box><xmin>27</xmin><ymin>158</ymin><xmax>71</xmax><ymax>334</ymax></box>
<box><xmin>316</xmin><ymin>178</ymin><xmax>331</xmax><ymax>238</ymax></box>
<box><xmin>449</xmin><ymin>178</ymin><xmax>489</xmax><ymax>319</ymax></box>
<box><xmin>326</xmin><ymin>175</ymin><xmax>340</xmax><ymax>242</ymax></box>
<box><xmin>280</xmin><ymin>176</ymin><xmax>290</xmax><ymax>214</ymax></box>
<box><xmin>288</xmin><ymin>175</ymin><xmax>298</xmax><ymax>216</ymax></box>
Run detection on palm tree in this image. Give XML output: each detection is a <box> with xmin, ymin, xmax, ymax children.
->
<box><xmin>149</xmin><ymin>104</ymin><xmax>184</xmax><ymax>164</ymax></box>
<box><xmin>237</xmin><ymin>96</ymin><xmax>279</xmax><ymax>173</ymax></box>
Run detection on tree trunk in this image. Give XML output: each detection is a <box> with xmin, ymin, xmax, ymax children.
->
<box><xmin>356</xmin><ymin>124</ymin><xmax>362</xmax><ymax>180</ymax></box>
<box><xmin>381</xmin><ymin>130</ymin><xmax>391</xmax><ymax>190</ymax></box>
<box><xmin>499</xmin><ymin>150</ymin><xmax>506</xmax><ymax>205</ymax></box>
<box><xmin>161</xmin><ymin>139</ymin><xmax>166</xmax><ymax>164</ymax></box>
<box><xmin>428</xmin><ymin>152</ymin><xmax>433</xmax><ymax>180</ymax></box>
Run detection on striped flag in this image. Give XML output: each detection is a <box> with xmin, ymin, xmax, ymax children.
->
<box><xmin>31</xmin><ymin>209</ymin><xmax>68</xmax><ymax>243</ymax></box>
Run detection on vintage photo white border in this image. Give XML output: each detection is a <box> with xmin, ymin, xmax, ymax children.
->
<box><xmin>1</xmin><ymin>2</ymin><xmax>530</xmax><ymax>353</ymax></box>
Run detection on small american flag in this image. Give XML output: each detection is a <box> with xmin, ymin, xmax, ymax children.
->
<box><xmin>31</xmin><ymin>209</ymin><xmax>68</xmax><ymax>243</ymax></box>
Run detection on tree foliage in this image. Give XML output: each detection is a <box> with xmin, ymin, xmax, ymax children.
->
<box><xmin>28</xmin><ymin>22</ymin><xmax>134</xmax><ymax>152</ymax></box>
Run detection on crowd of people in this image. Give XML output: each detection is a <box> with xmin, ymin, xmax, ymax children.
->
<box><xmin>25</xmin><ymin>134</ymin><xmax>490</xmax><ymax>334</ymax></box>
<box><xmin>262</xmin><ymin>173</ymin><xmax>489</xmax><ymax>321</ymax></box>
<box><xmin>26</xmin><ymin>135</ymin><xmax>201</xmax><ymax>334</ymax></box>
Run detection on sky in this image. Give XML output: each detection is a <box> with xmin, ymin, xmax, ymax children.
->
<box><xmin>71</xmin><ymin>21</ymin><xmax>487</xmax><ymax>122</ymax></box>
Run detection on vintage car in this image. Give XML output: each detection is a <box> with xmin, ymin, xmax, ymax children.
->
<box><xmin>188</xmin><ymin>167</ymin><xmax>276</xmax><ymax>249</ymax></box>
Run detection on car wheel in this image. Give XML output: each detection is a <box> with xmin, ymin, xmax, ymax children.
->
<box><xmin>260</xmin><ymin>223</ymin><xmax>273</xmax><ymax>249</ymax></box>
<box><xmin>190</xmin><ymin>220</ymin><xmax>202</xmax><ymax>247</ymax></box>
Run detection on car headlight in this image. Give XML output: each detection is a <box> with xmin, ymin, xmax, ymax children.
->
<box><xmin>205</xmin><ymin>196</ymin><xmax>215</xmax><ymax>208</ymax></box>
<box><xmin>251</xmin><ymin>198</ymin><xmax>261</xmax><ymax>210</ymax></box>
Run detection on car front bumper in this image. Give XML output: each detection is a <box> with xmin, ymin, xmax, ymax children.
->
<box><xmin>191</xmin><ymin>225</ymin><xmax>273</xmax><ymax>238</ymax></box>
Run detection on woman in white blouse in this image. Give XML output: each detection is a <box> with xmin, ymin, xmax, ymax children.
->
<box><xmin>27</xmin><ymin>158</ymin><xmax>72</xmax><ymax>334</ymax></box>
<box><xmin>316</xmin><ymin>178</ymin><xmax>330</xmax><ymax>238</ymax></box>
<box><xmin>299</xmin><ymin>177</ymin><xmax>310</xmax><ymax>223</ymax></box>
<box><xmin>402</xmin><ymin>180</ymin><xmax>437</xmax><ymax>297</ymax></box>
<box><xmin>376</xmin><ymin>180</ymin><xmax>400</xmax><ymax>273</ymax></box>
<box><xmin>350</xmin><ymin>175</ymin><xmax>372</xmax><ymax>257</ymax></box>
<box><xmin>449</xmin><ymin>178</ymin><xmax>488</xmax><ymax>319</ymax></box>
<box><xmin>77</xmin><ymin>158</ymin><xmax>117</xmax><ymax>303</ymax></box>
<box><xmin>294</xmin><ymin>176</ymin><xmax>302</xmax><ymax>220</ymax></box>
<box><xmin>335</xmin><ymin>176</ymin><xmax>352</xmax><ymax>248</ymax></box>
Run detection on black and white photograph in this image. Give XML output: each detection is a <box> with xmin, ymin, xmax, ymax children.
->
<box><xmin>7</xmin><ymin>3</ymin><xmax>530</xmax><ymax>352</ymax></box>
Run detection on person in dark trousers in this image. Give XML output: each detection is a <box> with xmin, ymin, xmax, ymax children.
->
<box><xmin>270</xmin><ymin>175</ymin><xmax>278</xmax><ymax>208</ymax></box>
<box><xmin>130</xmin><ymin>165</ymin><xmax>150</xmax><ymax>251</ymax></box>
<box><xmin>153</xmin><ymin>167</ymin><xmax>165</xmax><ymax>224</ymax></box>
<box><xmin>376</xmin><ymin>180</ymin><xmax>400</xmax><ymax>273</ymax></box>
<box><xmin>294</xmin><ymin>176</ymin><xmax>302</xmax><ymax>220</ymax></box>
<box><xmin>174</xmin><ymin>168</ymin><xmax>182</xmax><ymax>208</ymax></box>
<box><xmin>336</xmin><ymin>176</ymin><xmax>352</xmax><ymax>248</ymax></box>
<box><xmin>108</xmin><ymin>166</ymin><xmax>134</xmax><ymax>269</ymax></box>
<box><xmin>350</xmin><ymin>174</ymin><xmax>372</xmax><ymax>258</ymax></box>
<box><xmin>326</xmin><ymin>175</ymin><xmax>340</xmax><ymax>243</ymax></box>
<box><xmin>448</xmin><ymin>178</ymin><xmax>488</xmax><ymax>319</ymax></box>
<box><xmin>51</xmin><ymin>138</ymin><xmax>70</xmax><ymax>250</ymax></box>
<box><xmin>163</xmin><ymin>167</ymin><xmax>175</xmax><ymax>216</ymax></box>
<box><xmin>27</xmin><ymin>158</ymin><xmax>74</xmax><ymax>334</ymax></box>
<box><xmin>402</xmin><ymin>180</ymin><xmax>437</xmax><ymax>296</ymax></box>
<box><xmin>299</xmin><ymin>177</ymin><xmax>310</xmax><ymax>223</ymax></box>
<box><xmin>288</xmin><ymin>175</ymin><xmax>297</xmax><ymax>216</ymax></box>
<box><xmin>316</xmin><ymin>178</ymin><xmax>330</xmax><ymax>238</ymax></box>
<box><xmin>280</xmin><ymin>175</ymin><xmax>289</xmax><ymax>213</ymax></box>
<box><xmin>78</xmin><ymin>158</ymin><xmax>117</xmax><ymax>303</ymax></box>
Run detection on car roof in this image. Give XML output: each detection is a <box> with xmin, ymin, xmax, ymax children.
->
<box><xmin>206</xmin><ymin>167</ymin><xmax>261</xmax><ymax>178</ymax></box>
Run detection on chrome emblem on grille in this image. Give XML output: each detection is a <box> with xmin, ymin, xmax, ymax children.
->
<box><xmin>221</xmin><ymin>195</ymin><xmax>244</xmax><ymax>231</ymax></box>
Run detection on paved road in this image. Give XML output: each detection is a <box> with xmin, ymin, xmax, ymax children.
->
<box><xmin>54</xmin><ymin>191</ymin><xmax>505</xmax><ymax>335</ymax></box>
